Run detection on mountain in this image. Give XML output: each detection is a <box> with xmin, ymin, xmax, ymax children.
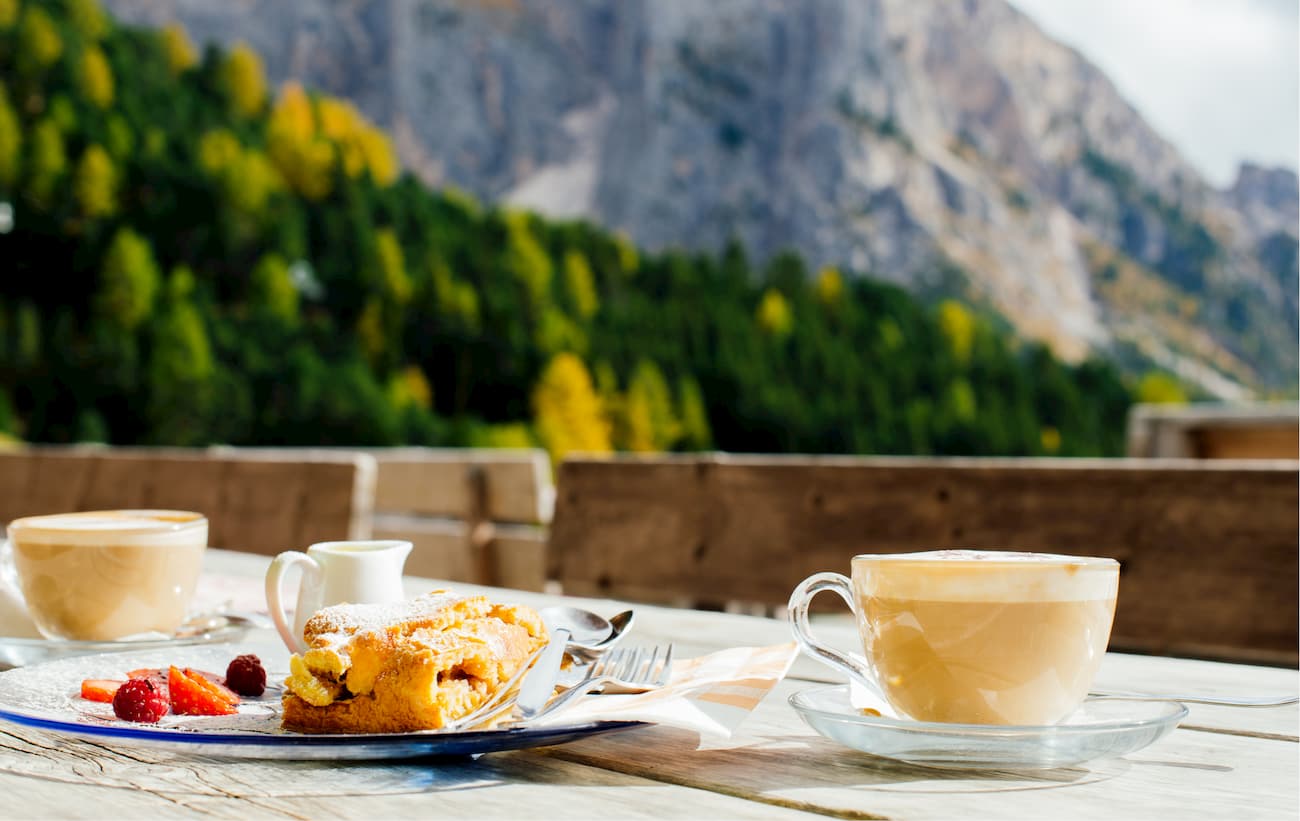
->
<box><xmin>103</xmin><ymin>0</ymin><xmax>1299</xmax><ymax>395</ymax></box>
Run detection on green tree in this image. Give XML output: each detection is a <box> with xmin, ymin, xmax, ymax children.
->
<box><xmin>147</xmin><ymin>267</ymin><xmax>215</xmax><ymax>444</ymax></box>
<box><xmin>73</xmin><ymin>143</ymin><xmax>116</xmax><ymax>218</ymax></box>
<box><xmin>375</xmin><ymin>228</ymin><xmax>412</xmax><ymax>305</ymax></box>
<box><xmin>504</xmin><ymin>211</ymin><xmax>553</xmax><ymax>311</ymax></box>
<box><xmin>677</xmin><ymin>376</ymin><xmax>713</xmax><ymax>450</ymax></box>
<box><xmin>249</xmin><ymin>253</ymin><xmax>298</xmax><ymax>323</ymax></box>
<box><xmin>98</xmin><ymin>228</ymin><xmax>160</xmax><ymax>331</ymax></box>
<box><xmin>621</xmin><ymin>360</ymin><xmax>680</xmax><ymax>452</ymax></box>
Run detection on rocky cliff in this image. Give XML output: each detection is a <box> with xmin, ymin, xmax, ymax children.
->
<box><xmin>104</xmin><ymin>0</ymin><xmax>1299</xmax><ymax>394</ymax></box>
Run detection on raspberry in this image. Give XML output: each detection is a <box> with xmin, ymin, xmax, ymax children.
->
<box><xmin>112</xmin><ymin>678</ymin><xmax>169</xmax><ymax>723</ymax></box>
<box><xmin>168</xmin><ymin>666</ymin><xmax>239</xmax><ymax>716</ymax></box>
<box><xmin>224</xmin><ymin>654</ymin><xmax>267</xmax><ymax>697</ymax></box>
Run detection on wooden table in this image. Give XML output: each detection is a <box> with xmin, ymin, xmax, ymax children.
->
<box><xmin>0</xmin><ymin>550</ymin><xmax>1295</xmax><ymax>819</ymax></box>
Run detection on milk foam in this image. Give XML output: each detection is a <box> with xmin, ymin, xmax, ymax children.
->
<box><xmin>9</xmin><ymin>510</ymin><xmax>206</xmax><ymax>547</ymax></box>
<box><xmin>853</xmin><ymin>549</ymin><xmax>1119</xmax><ymax>602</ymax></box>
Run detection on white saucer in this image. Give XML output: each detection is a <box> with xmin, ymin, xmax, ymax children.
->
<box><xmin>790</xmin><ymin>684</ymin><xmax>1186</xmax><ymax>770</ymax></box>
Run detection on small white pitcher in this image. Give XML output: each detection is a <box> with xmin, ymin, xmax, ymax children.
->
<box><xmin>265</xmin><ymin>540</ymin><xmax>412</xmax><ymax>653</ymax></box>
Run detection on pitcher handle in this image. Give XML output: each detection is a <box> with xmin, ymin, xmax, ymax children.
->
<box><xmin>787</xmin><ymin>572</ymin><xmax>888</xmax><ymax>703</ymax></box>
<box><xmin>266</xmin><ymin>551</ymin><xmax>321</xmax><ymax>654</ymax></box>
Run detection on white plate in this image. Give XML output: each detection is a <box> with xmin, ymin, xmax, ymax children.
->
<box><xmin>0</xmin><ymin>644</ymin><xmax>645</xmax><ymax>760</ymax></box>
<box><xmin>790</xmin><ymin>684</ymin><xmax>1186</xmax><ymax>770</ymax></box>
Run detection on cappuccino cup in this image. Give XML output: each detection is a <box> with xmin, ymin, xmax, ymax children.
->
<box><xmin>788</xmin><ymin>550</ymin><xmax>1119</xmax><ymax>725</ymax></box>
<box><xmin>4</xmin><ymin>510</ymin><xmax>208</xmax><ymax>641</ymax></box>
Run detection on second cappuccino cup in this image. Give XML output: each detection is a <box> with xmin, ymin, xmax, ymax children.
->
<box><xmin>789</xmin><ymin>550</ymin><xmax>1120</xmax><ymax>726</ymax></box>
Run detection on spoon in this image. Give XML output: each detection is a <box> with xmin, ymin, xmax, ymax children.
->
<box><xmin>518</xmin><ymin>607</ymin><xmax>635</xmax><ymax>718</ymax></box>
<box><xmin>1089</xmin><ymin>690</ymin><xmax>1298</xmax><ymax>707</ymax></box>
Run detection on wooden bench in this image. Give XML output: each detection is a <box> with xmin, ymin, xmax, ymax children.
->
<box><xmin>0</xmin><ymin>446</ymin><xmax>376</xmax><ymax>556</ymax></box>
<box><xmin>208</xmin><ymin>447</ymin><xmax>554</xmax><ymax>591</ymax></box>
<box><xmin>550</xmin><ymin>455</ymin><xmax>1300</xmax><ymax>666</ymax></box>
<box><xmin>1128</xmin><ymin>402</ymin><xmax>1299</xmax><ymax>459</ymax></box>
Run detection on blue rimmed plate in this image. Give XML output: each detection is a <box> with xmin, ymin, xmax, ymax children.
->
<box><xmin>790</xmin><ymin>684</ymin><xmax>1186</xmax><ymax>770</ymax></box>
<box><xmin>0</xmin><ymin>644</ymin><xmax>646</xmax><ymax>760</ymax></box>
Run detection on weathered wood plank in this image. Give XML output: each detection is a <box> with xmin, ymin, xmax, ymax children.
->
<box><xmin>550</xmin><ymin>456</ymin><xmax>1300</xmax><ymax>664</ymax></box>
<box><xmin>548</xmin><ymin>677</ymin><xmax>1300</xmax><ymax>821</ymax></box>
<box><xmin>380</xmin><ymin>514</ymin><xmax>548</xmax><ymax>591</ymax></box>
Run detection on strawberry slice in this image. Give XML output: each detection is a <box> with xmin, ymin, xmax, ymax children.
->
<box><xmin>167</xmin><ymin>666</ymin><xmax>239</xmax><ymax>716</ymax></box>
<box><xmin>80</xmin><ymin>679</ymin><xmax>125</xmax><ymax>703</ymax></box>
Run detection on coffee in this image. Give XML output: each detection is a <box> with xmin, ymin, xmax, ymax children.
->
<box><xmin>6</xmin><ymin>510</ymin><xmax>207</xmax><ymax>641</ymax></box>
<box><xmin>790</xmin><ymin>549</ymin><xmax>1119</xmax><ymax>725</ymax></box>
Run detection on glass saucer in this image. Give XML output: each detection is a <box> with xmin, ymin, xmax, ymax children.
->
<box><xmin>0</xmin><ymin>614</ymin><xmax>258</xmax><ymax>670</ymax></box>
<box><xmin>790</xmin><ymin>684</ymin><xmax>1187</xmax><ymax>770</ymax></box>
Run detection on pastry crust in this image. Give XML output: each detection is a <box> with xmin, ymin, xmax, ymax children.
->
<box><xmin>281</xmin><ymin>591</ymin><xmax>547</xmax><ymax>733</ymax></box>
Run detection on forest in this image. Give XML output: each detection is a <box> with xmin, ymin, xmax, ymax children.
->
<box><xmin>0</xmin><ymin>0</ymin><xmax>1140</xmax><ymax>461</ymax></box>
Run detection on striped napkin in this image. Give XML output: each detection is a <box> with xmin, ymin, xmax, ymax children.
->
<box><xmin>535</xmin><ymin>643</ymin><xmax>798</xmax><ymax>738</ymax></box>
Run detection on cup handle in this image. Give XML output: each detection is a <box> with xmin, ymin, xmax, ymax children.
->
<box><xmin>787</xmin><ymin>572</ymin><xmax>888</xmax><ymax>703</ymax></box>
<box><xmin>265</xmin><ymin>551</ymin><xmax>321</xmax><ymax>654</ymax></box>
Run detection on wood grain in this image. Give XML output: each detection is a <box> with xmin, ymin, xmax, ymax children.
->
<box><xmin>0</xmin><ymin>449</ymin><xmax>375</xmax><ymax>555</ymax></box>
<box><xmin>376</xmin><ymin>515</ymin><xmax>548</xmax><ymax>591</ymax></box>
<box><xmin>550</xmin><ymin>455</ymin><xmax>1300</xmax><ymax>664</ymax></box>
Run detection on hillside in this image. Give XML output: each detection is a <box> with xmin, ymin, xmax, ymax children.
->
<box><xmin>102</xmin><ymin>0</ymin><xmax>1299</xmax><ymax>395</ymax></box>
<box><xmin>1</xmin><ymin>0</ymin><xmax>1132</xmax><ymax>457</ymax></box>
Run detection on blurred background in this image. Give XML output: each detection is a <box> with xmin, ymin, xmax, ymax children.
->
<box><xmin>0</xmin><ymin>0</ymin><xmax>1295</xmax><ymax>461</ymax></box>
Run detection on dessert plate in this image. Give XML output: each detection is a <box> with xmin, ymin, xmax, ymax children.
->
<box><xmin>0</xmin><ymin>644</ymin><xmax>646</xmax><ymax>760</ymax></box>
<box><xmin>790</xmin><ymin>684</ymin><xmax>1186</xmax><ymax>770</ymax></box>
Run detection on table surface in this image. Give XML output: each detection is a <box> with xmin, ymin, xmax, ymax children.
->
<box><xmin>0</xmin><ymin>549</ymin><xmax>1296</xmax><ymax>820</ymax></box>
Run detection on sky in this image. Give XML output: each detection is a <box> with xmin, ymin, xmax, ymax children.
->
<box><xmin>1007</xmin><ymin>0</ymin><xmax>1299</xmax><ymax>187</ymax></box>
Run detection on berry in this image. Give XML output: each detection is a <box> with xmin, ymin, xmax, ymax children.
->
<box><xmin>112</xmin><ymin>678</ymin><xmax>169</xmax><ymax>723</ymax></box>
<box><xmin>168</xmin><ymin>665</ymin><xmax>239</xmax><ymax>716</ymax></box>
<box><xmin>224</xmin><ymin>654</ymin><xmax>267</xmax><ymax>697</ymax></box>
<box><xmin>80</xmin><ymin>679</ymin><xmax>125</xmax><ymax>703</ymax></box>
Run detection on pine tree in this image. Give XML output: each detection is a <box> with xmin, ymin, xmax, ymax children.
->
<box><xmin>147</xmin><ymin>267</ymin><xmax>214</xmax><ymax>444</ymax></box>
<box><xmin>66</xmin><ymin>0</ymin><xmax>109</xmax><ymax>40</ymax></box>
<box><xmin>250</xmin><ymin>253</ymin><xmax>298</xmax><ymax>323</ymax></box>
<box><xmin>17</xmin><ymin>6</ymin><xmax>63</xmax><ymax>75</ymax></box>
<box><xmin>78</xmin><ymin>45</ymin><xmax>115</xmax><ymax>108</ymax></box>
<box><xmin>756</xmin><ymin>289</ymin><xmax>793</xmax><ymax>338</ymax></box>
<box><xmin>563</xmin><ymin>249</ymin><xmax>599</xmax><ymax>319</ymax></box>
<box><xmin>25</xmin><ymin>119</ymin><xmax>66</xmax><ymax>205</ymax></box>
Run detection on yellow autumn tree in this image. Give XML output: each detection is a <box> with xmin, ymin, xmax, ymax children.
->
<box><xmin>221</xmin><ymin>42</ymin><xmax>267</xmax><ymax>118</ymax></box>
<box><xmin>620</xmin><ymin>360</ymin><xmax>680</xmax><ymax>452</ymax></box>
<box><xmin>0</xmin><ymin>85</ymin><xmax>20</xmax><ymax>187</ymax></box>
<box><xmin>375</xmin><ymin>228</ymin><xmax>412</xmax><ymax>305</ymax></box>
<box><xmin>756</xmin><ymin>289</ymin><xmax>793</xmax><ymax>338</ymax></box>
<box><xmin>267</xmin><ymin>82</ymin><xmax>334</xmax><ymax>201</ymax></box>
<box><xmin>197</xmin><ymin>129</ymin><xmax>282</xmax><ymax>216</ymax></box>
<box><xmin>161</xmin><ymin>23</ymin><xmax>196</xmax><ymax>76</ymax></box>
<box><xmin>74</xmin><ymin>143</ymin><xmax>116</xmax><ymax>218</ymax></box>
<box><xmin>66</xmin><ymin>0</ymin><xmax>109</xmax><ymax>40</ymax></box>
<box><xmin>815</xmin><ymin>265</ymin><xmax>844</xmax><ymax>306</ymax></box>
<box><xmin>938</xmin><ymin>299</ymin><xmax>975</xmax><ymax>365</ymax></box>
<box><xmin>0</xmin><ymin>0</ymin><xmax>18</xmax><ymax>30</ymax></box>
<box><xmin>387</xmin><ymin>365</ymin><xmax>433</xmax><ymax>412</ymax></box>
<box><xmin>17</xmin><ymin>6</ymin><xmax>62</xmax><ymax>75</ymax></box>
<box><xmin>249</xmin><ymin>253</ymin><xmax>298</xmax><ymax>323</ymax></box>
<box><xmin>98</xmin><ymin>228</ymin><xmax>161</xmax><ymax>331</ymax></box>
<box><xmin>79</xmin><ymin>45</ymin><xmax>114</xmax><ymax>108</ymax></box>
<box><xmin>1136</xmin><ymin>372</ymin><xmax>1187</xmax><ymax>405</ymax></box>
<box><xmin>563</xmin><ymin>249</ymin><xmax>599</xmax><ymax>319</ymax></box>
<box><xmin>25</xmin><ymin>119</ymin><xmax>66</xmax><ymax>205</ymax></box>
<box><xmin>504</xmin><ymin>211</ymin><xmax>553</xmax><ymax>311</ymax></box>
<box><xmin>532</xmin><ymin>352</ymin><xmax>611</xmax><ymax>462</ymax></box>
<box><xmin>677</xmin><ymin>376</ymin><xmax>713</xmax><ymax>450</ymax></box>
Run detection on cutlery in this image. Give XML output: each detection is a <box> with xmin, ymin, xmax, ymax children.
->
<box><xmin>1089</xmin><ymin>690</ymin><xmax>1298</xmax><ymax>707</ymax></box>
<box><xmin>527</xmin><ymin>643</ymin><xmax>674</xmax><ymax>724</ymax></box>
<box><xmin>518</xmin><ymin>607</ymin><xmax>636</xmax><ymax>718</ymax></box>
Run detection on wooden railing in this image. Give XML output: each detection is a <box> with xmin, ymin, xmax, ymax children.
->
<box><xmin>1128</xmin><ymin>402</ymin><xmax>1299</xmax><ymax>460</ymax></box>
<box><xmin>549</xmin><ymin>455</ymin><xmax>1300</xmax><ymax>666</ymax></box>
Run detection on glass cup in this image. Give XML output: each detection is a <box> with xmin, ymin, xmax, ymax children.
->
<box><xmin>4</xmin><ymin>510</ymin><xmax>208</xmax><ymax>641</ymax></box>
<box><xmin>788</xmin><ymin>549</ymin><xmax>1120</xmax><ymax>725</ymax></box>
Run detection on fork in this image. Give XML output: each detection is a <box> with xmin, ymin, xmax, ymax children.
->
<box><xmin>525</xmin><ymin>644</ymin><xmax>674</xmax><ymax>724</ymax></box>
